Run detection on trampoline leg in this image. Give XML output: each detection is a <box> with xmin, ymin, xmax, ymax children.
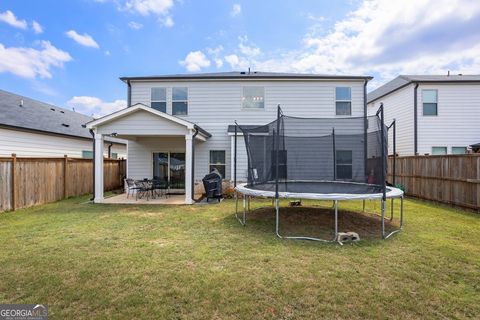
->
<box><xmin>242</xmin><ymin>196</ymin><xmax>247</xmax><ymax>225</ymax></box>
<box><xmin>234</xmin><ymin>192</ymin><xmax>245</xmax><ymax>226</ymax></box>
<box><xmin>362</xmin><ymin>200</ymin><xmax>366</xmax><ymax>212</ymax></box>
<box><xmin>383</xmin><ymin>196</ymin><xmax>404</xmax><ymax>239</ymax></box>
<box><xmin>275</xmin><ymin>198</ymin><xmax>282</xmax><ymax>238</ymax></box>
<box><xmin>389</xmin><ymin>198</ymin><xmax>394</xmax><ymax>220</ymax></box>
<box><xmin>334</xmin><ymin>200</ymin><xmax>339</xmax><ymax>242</ymax></box>
<box><xmin>381</xmin><ymin>199</ymin><xmax>386</xmax><ymax>239</ymax></box>
<box><xmin>247</xmin><ymin>196</ymin><xmax>251</xmax><ymax>212</ymax></box>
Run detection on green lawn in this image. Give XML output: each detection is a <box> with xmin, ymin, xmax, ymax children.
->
<box><xmin>0</xmin><ymin>196</ymin><xmax>478</xmax><ymax>319</ymax></box>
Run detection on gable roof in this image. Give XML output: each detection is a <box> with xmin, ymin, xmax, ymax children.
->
<box><xmin>120</xmin><ymin>71</ymin><xmax>373</xmax><ymax>82</ymax></box>
<box><xmin>0</xmin><ymin>89</ymin><xmax>94</xmax><ymax>139</ymax></box>
<box><xmin>368</xmin><ymin>74</ymin><xmax>480</xmax><ymax>103</ymax></box>
<box><xmin>86</xmin><ymin>103</ymin><xmax>211</xmax><ymax>138</ymax></box>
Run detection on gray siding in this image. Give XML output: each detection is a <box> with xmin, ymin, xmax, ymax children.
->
<box><xmin>130</xmin><ymin>80</ymin><xmax>367</xmax><ymax>181</ymax></box>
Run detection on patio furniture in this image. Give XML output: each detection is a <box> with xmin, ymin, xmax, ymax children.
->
<box><xmin>135</xmin><ymin>180</ymin><xmax>153</xmax><ymax>201</ymax></box>
<box><xmin>152</xmin><ymin>178</ymin><xmax>169</xmax><ymax>199</ymax></box>
<box><xmin>202</xmin><ymin>169</ymin><xmax>223</xmax><ymax>202</ymax></box>
<box><xmin>125</xmin><ymin>178</ymin><xmax>142</xmax><ymax>199</ymax></box>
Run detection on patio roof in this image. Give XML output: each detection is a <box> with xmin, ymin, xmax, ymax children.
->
<box><xmin>86</xmin><ymin>103</ymin><xmax>211</xmax><ymax>139</ymax></box>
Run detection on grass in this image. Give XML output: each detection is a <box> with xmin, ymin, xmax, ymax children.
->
<box><xmin>0</xmin><ymin>196</ymin><xmax>479</xmax><ymax>319</ymax></box>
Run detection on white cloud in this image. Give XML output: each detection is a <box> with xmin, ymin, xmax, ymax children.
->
<box><xmin>231</xmin><ymin>4</ymin><xmax>241</xmax><ymax>17</ymax></box>
<box><xmin>160</xmin><ymin>16</ymin><xmax>174</xmax><ymax>27</ymax></box>
<box><xmin>238</xmin><ymin>36</ymin><xmax>260</xmax><ymax>57</ymax></box>
<box><xmin>32</xmin><ymin>21</ymin><xmax>43</xmax><ymax>34</ymax></box>
<box><xmin>0</xmin><ymin>10</ymin><xmax>27</xmax><ymax>29</ymax></box>
<box><xmin>128</xmin><ymin>21</ymin><xmax>143</xmax><ymax>29</ymax></box>
<box><xmin>0</xmin><ymin>41</ymin><xmax>72</xmax><ymax>78</ymax></box>
<box><xmin>217</xmin><ymin>0</ymin><xmax>480</xmax><ymax>85</ymax></box>
<box><xmin>65</xmin><ymin>30</ymin><xmax>100</xmax><ymax>48</ymax></box>
<box><xmin>67</xmin><ymin>96</ymin><xmax>127</xmax><ymax>117</ymax></box>
<box><xmin>207</xmin><ymin>46</ymin><xmax>224</xmax><ymax>68</ymax></box>
<box><xmin>125</xmin><ymin>0</ymin><xmax>174</xmax><ymax>15</ymax></box>
<box><xmin>180</xmin><ymin>51</ymin><xmax>211</xmax><ymax>72</ymax></box>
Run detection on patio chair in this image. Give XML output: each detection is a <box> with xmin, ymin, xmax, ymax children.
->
<box><xmin>152</xmin><ymin>178</ymin><xmax>169</xmax><ymax>198</ymax></box>
<box><xmin>135</xmin><ymin>180</ymin><xmax>152</xmax><ymax>201</ymax></box>
<box><xmin>125</xmin><ymin>178</ymin><xmax>141</xmax><ymax>199</ymax></box>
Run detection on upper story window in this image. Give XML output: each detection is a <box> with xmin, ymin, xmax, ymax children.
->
<box><xmin>151</xmin><ymin>87</ymin><xmax>166</xmax><ymax>113</ymax></box>
<box><xmin>335</xmin><ymin>87</ymin><xmax>351</xmax><ymax>116</ymax></box>
<box><xmin>172</xmin><ymin>87</ymin><xmax>188</xmax><ymax>115</ymax></box>
<box><xmin>422</xmin><ymin>89</ymin><xmax>438</xmax><ymax>116</ymax></box>
<box><xmin>242</xmin><ymin>87</ymin><xmax>264</xmax><ymax>109</ymax></box>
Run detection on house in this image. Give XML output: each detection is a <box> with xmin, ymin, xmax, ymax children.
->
<box><xmin>367</xmin><ymin>75</ymin><xmax>480</xmax><ymax>156</ymax></box>
<box><xmin>86</xmin><ymin>71</ymin><xmax>373</xmax><ymax>204</ymax></box>
<box><xmin>0</xmin><ymin>89</ymin><xmax>126</xmax><ymax>158</ymax></box>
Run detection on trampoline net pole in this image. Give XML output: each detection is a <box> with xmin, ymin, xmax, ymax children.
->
<box><xmin>332</xmin><ymin>127</ymin><xmax>336</xmax><ymax>181</ymax></box>
<box><xmin>380</xmin><ymin>103</ymin><xmax>387</xmax><ymax>202</ymax></box>
<box><xmin>234</xmin><ymin>123</ymin><xmax>237</xmax><ymax>188</ymax></box>
<box><xmin>275</xmin><ymin>105</ymin><xmax>281</xmax><ymax>200</ymax></box>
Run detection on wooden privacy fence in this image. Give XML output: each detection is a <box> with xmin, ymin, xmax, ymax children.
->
<box><xmin>0</xmin><ymin>154</ymin><xmax>126</xmax><ymax>212</ymax></box>
<box><xmin>388</xmin><ymin>154</ymin><xmax>480</xmax><ymax>210</ymax></box>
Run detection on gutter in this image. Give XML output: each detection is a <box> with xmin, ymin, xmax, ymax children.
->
<box><xmin>413</xmin><ymin>83</ymin><xmax>419</xmax><ymax>155</ymax></box>
<box><xmin>191</xmin><ymin>128</ymin><xmax>199</xmax><ymax>202</ymax></box>
<box><xmin>89</xmin><ymin>129</ymin><xmax>95</xmax><ymax>201</ymax></box>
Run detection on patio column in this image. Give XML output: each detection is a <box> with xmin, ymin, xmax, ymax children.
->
<box><xmin>94</xmin><ymin>132</ymin><xmax>104</xmax><ymax>203</ymax></box>
<box><xmin>185</xmin><ymin>132</ymin><xmax>193</xmax><ymax>204</ymax></box>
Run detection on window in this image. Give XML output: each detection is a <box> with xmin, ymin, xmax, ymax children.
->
<box><xmin>335</xmin><ymin>87</ymin><xmax>351</xmax><ymax>116</ymax></box>
<box><xmin>151</xmin><ymin>87</ymin><xmax>167</xmax><ymax>113</ymax></box>
<box><xmin>209</xmin><ymin>150</ymin><xmax>226</xmax><ymax>178</ymax></box>
<box><xmin>452</xmin><ymin>147</ymin><xmax>467</xmax><ymax>154</ymax></box>
<box><xmin>423</xmin><ymin>90</ymin><xmax>438</xmax><ymax>116</ymax></box>
<box><xmin>172</xmin><ymin>87</ymin><xmax>188</xmax><ymax>115</ymax></box>
<box><xmin>431</xmin><ymin>147</ymin><xmax>447</xmax><ymax>155</ymax></box>
<box><xmin>82</xmin><ymin>150</ymin><xmax>93</xmax><ymax>159</ymax></box>
<box><xmin>336</xmin><ymin>150</ymin><xmax>353</xmax><ymax>179</ymax></box>
<box><xmin>242</xmin><ymin>87</ymin><xmax>264</xmax><ymax>109</ymax></box>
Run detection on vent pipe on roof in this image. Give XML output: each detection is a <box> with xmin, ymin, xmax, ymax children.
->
<box><xmin>447</xmin><ymin>70</ymin><xmax>450</xmax><ymax>76</ymax></box>
<box><xmin>19</xmin><ymin>99</ymin><xmax>24</xmax><ymax>107</ymax></box>
<box><xmin>248</xmin><ymin>67</ymin><xmax>250</xmax><ymax>74</ymax></box>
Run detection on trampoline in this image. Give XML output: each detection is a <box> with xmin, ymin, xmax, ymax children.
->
<box><xmin>233</xmin><ymin>104</ymin><xmax>404</xmax><ymax>242</ymax></box>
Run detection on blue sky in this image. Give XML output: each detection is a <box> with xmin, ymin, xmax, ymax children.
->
<box><xmin>1</xmin><ymin>0</ymin><xmax>480</xmax><ymax>117</ymax></box>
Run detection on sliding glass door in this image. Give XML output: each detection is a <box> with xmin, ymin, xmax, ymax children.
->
<box><xmin>153</xmin><ymin>152</ymin><xmax>185</xmax><ymax>191</ymax></box>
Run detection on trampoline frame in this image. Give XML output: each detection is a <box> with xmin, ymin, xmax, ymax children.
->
<box><xmin>233</xmin><ymin>103</ymin><xmax>404</xmax><ymax>242</ymax></box>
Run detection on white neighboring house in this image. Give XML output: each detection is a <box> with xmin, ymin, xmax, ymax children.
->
<box><xmin>367</xmin><ymin>75</ymin><xmax>480</xmax><ymax>156</ymax></box>
<box><xmin>0</xmin><ymin>89</ymin><xmax>126</xmax><ymax>158</ymax></box>
<box><xmin>87</xmin><ymin>71</ymin><xmax>372</xmax><ymax>204</ymax></box>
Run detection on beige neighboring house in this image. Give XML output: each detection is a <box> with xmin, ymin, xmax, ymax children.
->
<box><xmin>0</xmin><ymin>89</ymin><xmax>126</xmax><ymax>158</ymax></box>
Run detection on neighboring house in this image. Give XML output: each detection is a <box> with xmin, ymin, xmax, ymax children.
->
<box><xmin>0</xmin><ymin>89</ymin><xmax>126</xmax><ymax>158</ymax></box>
<box><xmin>367</xmin><ymin>75</ymin><xmax>480</xmax><ymax>156</ymax></box>
<box><xmin>87</xmin><ymin>71</ymin><xmax>372</xmax><ymax>204</ymax></box>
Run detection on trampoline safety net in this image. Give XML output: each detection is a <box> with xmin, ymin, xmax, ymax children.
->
<box><xmin>237</xmin><ymin>107</ymin><xmax>388</xmax><ymax>195</ymax></box>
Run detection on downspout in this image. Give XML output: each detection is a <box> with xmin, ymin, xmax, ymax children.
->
<box><xmin>413</xmin><ymin>83</ymin><xmax>419</xmax><ymax>155</ymax></box>
<box><xmin>127</xmin><ymin>80</ymin><xmax>132</xmax><ymax>107</ymax></box>
<box><xmin>363</xmin><ymin>79</ymin><xmax>369</xmax><ymax>181</ymax></box>
<box><xmin>89</xmin><ymin>129</ymin><xmax>95</xmax><ymax>201</ymax></box>
<box><xmin>191</xmin><ymin>128</ymin><xmax>199</xmax><ymax>202</ymax></box>
<box><xmin>107</xmin><ymin>142</ymin><xmax>113</xmax><ymax>158</ymax></box>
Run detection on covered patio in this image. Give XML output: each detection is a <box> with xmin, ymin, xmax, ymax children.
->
<box><xmin>86</xmin><ymin>103</ymin><xmax>211</xmax><ymax>204</ymax></box>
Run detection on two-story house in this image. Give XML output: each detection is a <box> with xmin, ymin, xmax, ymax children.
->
<box><xmin>367</xmin><ymin>75</ymin><xmax>480</xmax><ymax>156</ymax></box>
<box><xmin>87</xmin><ymin>71</ymin><xmax>372</xmax><ymax>204</ymax></box>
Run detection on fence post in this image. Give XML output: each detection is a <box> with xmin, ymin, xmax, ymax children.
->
<box><xmin>11</xmin><ymin>153</ymin><xmax>16</xmax><ymax>211</ymax></box>
<box><xmin>63</xmin><ymin>155</ymin><xmax>68</xmax><ymax>199</ymax></box>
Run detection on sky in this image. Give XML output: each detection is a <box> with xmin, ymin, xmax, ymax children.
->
<box><xmin>1</xmin><ymin>0</ymin><xmax>480</xmax><ymax>117</ymax></box>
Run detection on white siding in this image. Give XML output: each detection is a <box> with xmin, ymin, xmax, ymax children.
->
<box><xmin>0</xmin><ymin>128</ymin><xmax>126</xmax><ymax>158</ymax></box>
<box><xmin>131</xmin><ymin>80</ymin><xmax>367</xmax><ymax>182</ymax></box>
<box><xmin>368</xmin><ymin>84</ymin><xmax>415</xmax><ymax>156</ymax></box>
<box><xmin>417</xmin><ymin>83</ymin><xmax>480</xmax><ymax>155</ymax></box>
<box><xmin>96</xmin><ymin>109</ymin><xmax>189</xmax><ymax>136</ymax></box>
<box><xmin>127</xmin><ymin>137</ymin><xmax>186</xmax><ymax>179</ymax></box>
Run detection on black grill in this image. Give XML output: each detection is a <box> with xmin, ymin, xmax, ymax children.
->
<box><xmin>202</xmin><ymin>169</ymin><xmax>223</xmax><ymax>202</ymax></box>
